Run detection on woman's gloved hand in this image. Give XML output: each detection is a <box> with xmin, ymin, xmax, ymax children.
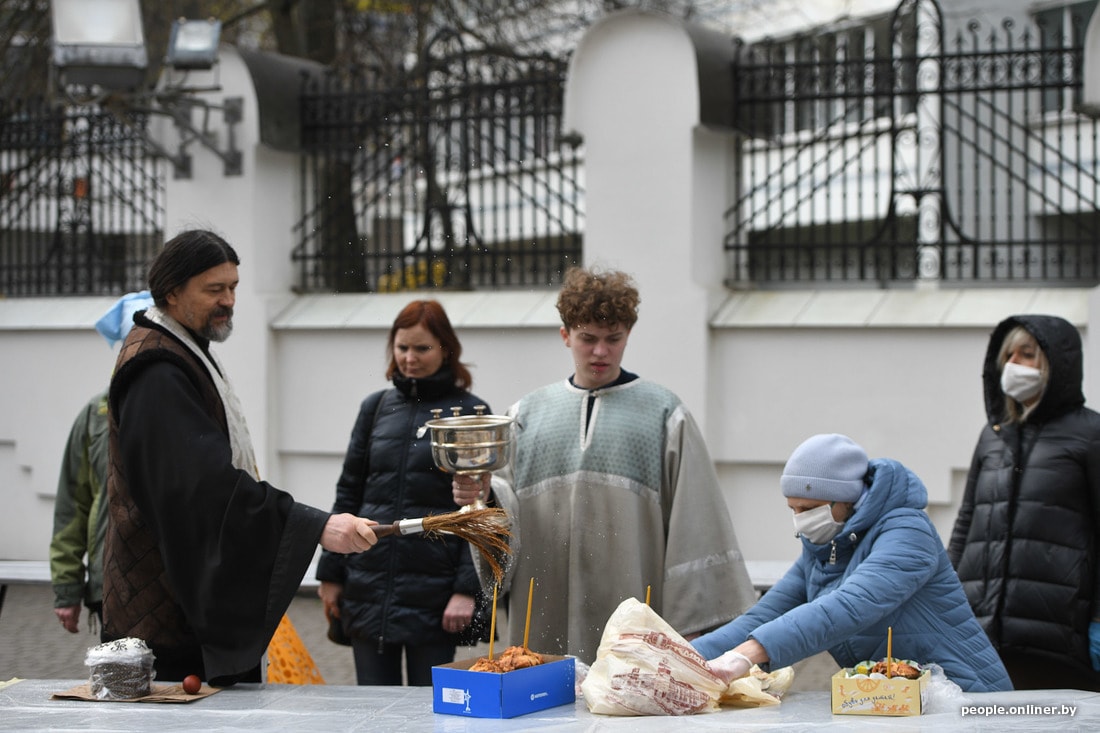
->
<box><xmin>707</xmin><ymin>649</ymin><xmax>753</xmax><ymax>684</ymax></box>
<box><xmin>1089</xmin><ymin>621</ymin><xmax>1100</xmax><ymax>671</ymax></box>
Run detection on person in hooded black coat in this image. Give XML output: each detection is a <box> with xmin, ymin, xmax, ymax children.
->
<box><xmin>948</xmin><ymin>314</ymin><xmax>1100</xmax><ymax>690</ymax></box>
<box><xmin>315</xmin><ymin>300</ymin><xmax>491</xmax><ymax>686</ymax></box>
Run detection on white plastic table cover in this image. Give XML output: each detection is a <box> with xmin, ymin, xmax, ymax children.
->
<box><xmin>1</xmin><ymin>679</ymin><xmax>1097</xmax><ymax>732</ymax></box>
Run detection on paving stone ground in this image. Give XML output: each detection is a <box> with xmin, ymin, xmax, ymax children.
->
<box><xmin>0</xmin><ymin>583</ymin><xmax>838</xmax><ymax>690</ymax></box>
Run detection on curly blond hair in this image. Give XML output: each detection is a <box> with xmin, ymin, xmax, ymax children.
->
<box><xmin>556</xmin><ymin>267</ymin><xmax>640</xmax><ymax>330</ymax></box>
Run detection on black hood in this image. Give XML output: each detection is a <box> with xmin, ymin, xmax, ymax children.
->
<box><xmin>981</xmin><ymin>314</ymin><xmax>1085</xmax><ymax>424</ymax></box>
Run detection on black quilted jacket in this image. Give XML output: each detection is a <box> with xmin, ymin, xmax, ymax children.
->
<box><xmin>316</xmin><ymin>368</ymin><xmax>489</xmax><ymax>648</ymax></box>
<box><xmin>948</xmin><ymin>314</ymin><xmax>1100</xmax><ymax>674</ymax></box>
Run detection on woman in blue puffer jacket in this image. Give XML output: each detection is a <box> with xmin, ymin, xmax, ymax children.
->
<box><xmin>693</xmin><ymin>433</ymin><xmax>1012</xmax><ymax>692</ymax></box>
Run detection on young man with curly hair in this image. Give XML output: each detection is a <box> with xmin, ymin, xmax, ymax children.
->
<box><xmin>454</xmin><ymin>266</ymin><xmax>755</xmax><ymax>663</ymax></box>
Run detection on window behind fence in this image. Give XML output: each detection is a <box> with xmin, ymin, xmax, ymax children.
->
<box><xmin>292</xmin><ymin>46</ymin><xmax>584</xmax><ymax>294</ymax></box>
<box><xmin>727</xmin><ymin>0</ymin><xmax>1100</xmax><ymax>288</ymax></box>
<box><xmin>0</xmin><ymin>97</ymin><xmax>164</xmax><ymax>297</ymax></box>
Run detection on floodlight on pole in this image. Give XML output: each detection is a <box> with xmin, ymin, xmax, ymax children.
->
<box><xmin>50</xmin><ymin>0</ymin><xmax>148</xmax><ymax>91</ymax></box>
<box><xmin>166</xmin><ymin>18</ymin><xmax>223</xmax><ymax>71</ymax></box>
<box><xmin>49</xmin><ymin>2</ymin><xmax>242</xmax><ymax>178</ymax></box>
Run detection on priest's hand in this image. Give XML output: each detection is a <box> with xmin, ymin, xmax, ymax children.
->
<box><xmin>321</xmin><ymin>513</ymin><xmax>379</xmax><ymax>553</ymax></box>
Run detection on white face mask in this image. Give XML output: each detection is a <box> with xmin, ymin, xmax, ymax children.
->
<box><xmin>793</xmin><ymin>503</ymin><xmax>846</xmax><ymax>544</ymax></box>
<box><xmin>1001</xmin><ymin>362</ymin><xmax>1044</xmax><ymax>403</ymax></box>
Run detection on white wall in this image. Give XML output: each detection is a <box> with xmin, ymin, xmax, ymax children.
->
<box><xmin>708</xmin><ymin>289</ymin><xmax>1093</xmax><ymax>562</ymax></box>
<box><xmin>0</xmin><ymin>299</ymin><xmax>121</xmax><ymax>560</ymax></box>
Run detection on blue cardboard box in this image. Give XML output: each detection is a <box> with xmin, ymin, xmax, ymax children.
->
<box><xmin>432</xmin><ymin>654</ymin><xmax>575</xmax><ymax>718</ymax></box>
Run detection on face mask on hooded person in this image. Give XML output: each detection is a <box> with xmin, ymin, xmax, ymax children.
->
<box><xmin>1001</xmin><ymin>362</ymin><xmax>1044</xmax><ymax>403</ymax></box>
<box><xmin>781</xmin><ymin>433</ymin><xmax>869</xmax><ymax>545</ymax></box>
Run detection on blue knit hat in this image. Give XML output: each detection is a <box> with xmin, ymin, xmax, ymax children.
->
<box><xmin>780</xmin><ymin>434</ymin><xmax>868</xmax><ymax>503</ymax></box>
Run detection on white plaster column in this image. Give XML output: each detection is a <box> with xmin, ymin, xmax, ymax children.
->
<box><xmin>563</xmin><ymin>10</ymin><xmax>735</xmax><ymax>427</ymax></box>
<box><xmin>1088</xmin><ymin>287</ymin><xmax>1100</xmax><ymax>400</ymax></box>
<box><xmin>157</xmin><ymin>46</ymin><xmax>298</xmax><ymax>484</ymax></box>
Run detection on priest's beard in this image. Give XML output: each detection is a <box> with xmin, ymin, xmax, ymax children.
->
<box><xmin>202</xmin><ymin>307</ymin><xmax>234</xmax><ymax>342</ymax></box>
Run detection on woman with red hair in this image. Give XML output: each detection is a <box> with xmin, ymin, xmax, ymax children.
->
<box><xmin>316</xmin><ymin>300</ymin><xmax>491</xmax><ymax>685</ymax></box>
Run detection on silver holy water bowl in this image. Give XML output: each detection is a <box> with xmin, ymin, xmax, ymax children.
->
<box><xmin>423</xmin><ymin>405</ymin><xmax>515</xmax><ymax>475</ymax></box>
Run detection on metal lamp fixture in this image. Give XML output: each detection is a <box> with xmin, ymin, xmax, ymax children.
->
<box><xmin>165</xmin><ymin>18</ymin><xmax>223</xmax><ymax>71</ymax></box>
<box><xmin>49</xmin><ymin>2</ymin><xmax>242</xmax><ymax>178</ymax></box>
<box><xmin>50</xmin><ymin>0</ymin><xmax>148</xmax><ymax>91</ymax></box>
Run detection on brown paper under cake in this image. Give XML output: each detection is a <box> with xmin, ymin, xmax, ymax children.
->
<box><xmin>52</xmin><ymin>681</ymin><xmax>219</xmax><ymax>704</ymax></box>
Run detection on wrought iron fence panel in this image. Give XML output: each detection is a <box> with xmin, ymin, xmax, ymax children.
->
<box><xmin>0</xmin><ymin>97</ymin><xmax>165</xmax><ymax>297</ymax></box>
<box><xmin>293</xmin><ymin>43</ymin><xmax>583</xmax><ymax>293</ymax></box>
<box><xmin>726</xmin><ymin>0</ymin><xmax>1100</xmax><ymax>288</ymax></box>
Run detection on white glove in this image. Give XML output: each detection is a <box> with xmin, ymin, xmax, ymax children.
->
<box><xmin>708</xmin><ymin>650</ymin><xmax>752</xmax><ymax>683</ymax></box>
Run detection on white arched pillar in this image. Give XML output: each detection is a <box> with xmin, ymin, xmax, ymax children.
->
<box><xmin>156</xmin><ymin>46</ymin><xmax>303</xmax><ymax>483</ymax></box>
<box><xmin>563</xmin><ymin>10</ymin><xmax>738</xmax><ymax>428</ymax></box>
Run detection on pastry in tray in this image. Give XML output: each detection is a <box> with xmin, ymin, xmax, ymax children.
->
<box><xmin>469</xmin><ymin>645</ymin><xmax>545</xmax><ymax>673</ymax></box>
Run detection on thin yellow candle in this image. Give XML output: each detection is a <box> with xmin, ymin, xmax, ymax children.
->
<box><xmin>645</xmin><ymin>585</ymin><xmax>651</xmax><ymax>606</ymax></box>
<box><xmin>488</xmin><ymin>584</ymin><xmax>498</xmax><ymax>660</ymax></box>
<box><xmin>886</xmin><ymin>626</ymin><xmax>893</xmax><ymax>678</ymax></box>
<box><xmin>523</xmin><ymin>577</ymin><xmax>534</xmax><ymax>651</ymax></box>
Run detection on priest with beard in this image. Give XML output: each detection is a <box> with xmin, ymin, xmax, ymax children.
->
<box><xmin>100</xmin><ymin>229</ymin><xmax>380</xmax><ymax>685</ymax></box>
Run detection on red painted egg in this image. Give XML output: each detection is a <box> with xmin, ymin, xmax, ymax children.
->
<box><xmin>182</xmin><ymin>674</ymin><xmax>202</xmax><ymax>694</ymax></box>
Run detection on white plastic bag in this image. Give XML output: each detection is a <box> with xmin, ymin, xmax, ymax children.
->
<box><xmin>581</xmin><ymin>598</ymin><xmax>728</xmax><ymax>715</ymax></box>
<box><xmin>581</xmin><ymin>598</ymin><xmax>796</xmax><ymax>715</ymax></box>
<box><xmin>721</xmin><ymin>664</ymin><xmax>795</xmax><ymax>707</ymax></box>
<box><xmin>573</xmin><ymin>658</ymin><xmax>590</xmax><ymax>697</ymax></box>
<box><xmin>921</xmin><ymin>663</ymin><xmax>969</xmax><ymax>714</ymax></box>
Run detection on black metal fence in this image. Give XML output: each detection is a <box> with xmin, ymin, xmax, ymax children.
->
<box><xmin>727</xmin><ymin>0</ymin><xmax>1100</xmax><ymax>288</ymax></box>
<box><xmin>9</xmin><ymin>2</ymin><xmax>1098</xmax><ymax>297</ymax></box>
<box><xmin>292</xmin><ymin>38</ymin><xmax>583</xmax><ymax>293</ymax></box>
<box><xmin>0</xmin><ymin>97</ymin><xmax>164</xmax><ymax>297</ymax></box>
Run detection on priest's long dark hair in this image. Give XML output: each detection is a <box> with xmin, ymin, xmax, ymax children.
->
<box><xmin>148</xmin><ymin>229</ymin><xmax>240</xmax><ymax>306</ymax></box>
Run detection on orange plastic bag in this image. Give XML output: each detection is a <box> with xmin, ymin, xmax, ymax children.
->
<box><xmin>266</xmin><ymin>615</ymin><xmax>325</xmax><ymax>684</ymax></box>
